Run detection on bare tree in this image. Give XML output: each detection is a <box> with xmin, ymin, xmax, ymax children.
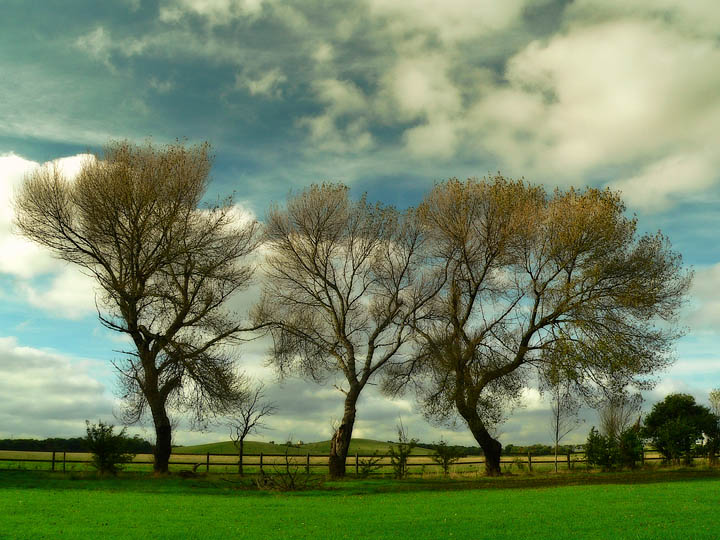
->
<box><xmin>547</xmin><ymin>372</ymin><xmax>582</xmax><ymax>473</ymax></box>
<box><xmin>252</xmin><ymin>184</ymin><xmax>434</xmax><ymax>478</ymax></box>
<box><xmin>14</xmin><ymin>141</ymin><xmax>261</xmax><ymax>473</ymax></box>
<box><xmin>390</xmin><ymin>177</ymin><xmax>691</xmax><ymax>475</ymax></box>
<box><xmin>229</xmin><ymin>380</ymin><xmax>277</xmax><ymax>475</ymax></box>
<box><xmin>598</xmin><ymin>391</ymin><xmax>643</xmax><ymax>441</ymax></box>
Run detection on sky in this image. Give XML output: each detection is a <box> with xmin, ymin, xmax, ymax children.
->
<box><xmin>1</xmin><ymin>0</ymin><xmax>720</xmax><ymax>448</ymax></box>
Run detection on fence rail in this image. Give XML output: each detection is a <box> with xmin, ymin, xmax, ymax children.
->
<box><xmin>0</xmin><ymin>449</ymin><xmax>673</xmax><ymax>474</ymax></box>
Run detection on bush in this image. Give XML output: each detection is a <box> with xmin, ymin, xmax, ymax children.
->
<box><xmin>432</xmin><ymin>439</ymin><xmax>465</xmax><ymax>476</ymax></box>
<box><xmin>585</xmin><ymin>426</ymin><xmax>642</xmax><ymax>470</ymax></box>
<box><xmin>85</xmin><ymin>421</ymin><xmax>135</xmax><ymax>475</ymax></box>
<box><xmin>388</xmin><ymin>422</ymin><xmax>417</xmax><ymax>479</ymax></box>
<box><xmin>358</xmin><ymin>451</ymin><xmax>383</xmax><ymax>478</ymax></box>
<box><xmin>617</xmin><ymin>427</ymin><xmax>643</xmax><ymax>469</ymax></box>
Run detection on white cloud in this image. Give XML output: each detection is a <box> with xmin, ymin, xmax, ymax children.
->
<box><xmin>470</xmin><ymin>20</ymin><xmax>720</xmax><ymax>183</ymax></box>
<box><xmin>610</xmin><ymin>151</ymin><xmax>718</xmax><ymax>212</ymax></box>
<box><xmin>0</xmin><ymin>336</ymin><xmax>114</xmax><ymax>438</ymax></box>
<box><xmin>368</xmin><ymin>0</ymin><xmax>529</xmax><ymax>44</ymax></box>
<box><xmin>685</xmin><ymin>263</ymin><xmax>720</xmax><ymax>334</ymax></box>
<box><xmin>236</xmin><ymin>68</ymin><xmax>287</xmax><ymax>98</ymax></box>
<box><xmin>20</xmin><ymin>265</ymin><xmax>98</xmax><ymax>320</ymax></box>
<box><xmin>0</xmin><ymin>152</ymin><xmax>97</xmax><ymax>318</ymax></box>
<box><xmin>299</xmin><ymin>79</ymin><xmax>374</xmax><ymax>153</ymax></box>
<box><xmin>159</xmin><ymin>0</ymin><xmax>265</xmax><ymax>24</ymax></box>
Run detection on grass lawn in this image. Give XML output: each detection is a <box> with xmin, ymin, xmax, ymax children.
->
<box><xmin>1</xmin><ymin>469</ymin><xmax>719</xmax><ymax>539</ymax></box>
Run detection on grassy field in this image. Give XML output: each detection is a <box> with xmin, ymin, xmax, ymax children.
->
<box><xmin>1</xmin><ymin>469</ymin><xmax>719</xmax><ymax>539</ymax></box>
<box><xmin>174</xmin><ymin>438</ymin><xmax>435</xmax><ymax>455</ymax></box>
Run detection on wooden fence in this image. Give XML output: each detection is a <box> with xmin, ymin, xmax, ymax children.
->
<box><xmin>0</xmin><ymin>449</ymin><xmax>671</xmax><ymax>474</ymax></box>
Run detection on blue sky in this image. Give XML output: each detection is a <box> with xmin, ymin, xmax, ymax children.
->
<box><xmin>1</xmin><ymin>0</ymin><xmax>719</xmax><ymax>447</ymax></box>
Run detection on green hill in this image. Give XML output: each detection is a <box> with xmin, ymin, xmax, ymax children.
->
<box><xmin>173</xmin><ymin>438</ymin><xmax>434</xmax><ymax>456</ymax></box>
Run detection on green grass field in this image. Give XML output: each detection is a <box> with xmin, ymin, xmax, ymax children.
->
<box><xmin>1</xmin><ymin>469</ymin><xmax>719</xmax><ymax>539</ymax></box>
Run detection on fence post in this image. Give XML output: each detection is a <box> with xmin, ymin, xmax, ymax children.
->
<box><xmin>306</xmin><ymin>453</ymin><xmax>310</xmax><ymax>474</ymax></box>
<box><xmin>260</xmin><ymin>452</ymin><xmax>263</xmax><ymax>473</ymax></box>
<box><xmin>51</xmin><ymin>451</ymin><xmax>56</xmax><ymax>472</ymax></box>
<box><xmin>206</xmin><ymin>452</ymin><xmax>210</xmax><ymax>473</ymax></box>
<box><xmin>355</xmin><ymin>453</ymin><xmax>359</xmax><ymax>476</ymax></box>
<box><xmin>527</xmin><ymin>452</ymin><xmax>532</xmax><ymax>472</ymax></box>
<box><xmin>641</xmin><ymin>448</ymin><xmax>645</xmax><ymax>465</ymax></box>
<box><xmin>567</xmin><ymin>450</ymin><xmax>572</xmax><ymax>470</ymax></box>
<box><xmin>63</xmin><ymin>451</ymin><xmax>66</xmax><ymax>473</ymax></box>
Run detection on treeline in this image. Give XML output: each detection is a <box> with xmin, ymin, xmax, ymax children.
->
<box><xmin>414</xmin><ymin>443</ymin><xmax>577</xmax><ymax>456</ymax></box>
<box><xmin>414</xmin><ymin>442</ymin><xmax>483</xmax><ymax>456</ymax></box>
<box><xmin>0</xmin><ymin>436</ymin><xmax>153</xmax><ymax>453</ymax></box>
<box><xmin>503</xmin><ymin>444</ymin><xmax>577</xmax><ymax>456</ymax></box>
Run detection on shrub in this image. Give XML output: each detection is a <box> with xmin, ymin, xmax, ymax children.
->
<box><xmin>586</xmin><ymin>426</ymin><xmax>643</xmax><ymax>470</ymax></box>
<box><xmin>85</xmin><ymin>420</ymin><xmax>135</xmax><ymax>475</ymax></box>
<box><xmin>358</xmin><ymin>451</ymin><xmax>383</xmax><ymax>478</ymax></box>
<box><xmin>431</xmin><ymin>439</ymin><xmax>465</xmax><ymax>476</ymax></box>
<box><xmin>388</xmin><ymin>422</ymin><xmax>417</xmax><ymax>479</ymax></box>
<box><xmin>617</xmin><ymin>427</ymin><xmax>643</xmax><ymax>469</ymax></box>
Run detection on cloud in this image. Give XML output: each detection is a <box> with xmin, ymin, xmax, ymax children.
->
<box><xmin>468</xmin><ymin>20</ymin><xmax>720</xmax><ymax>184</ymax></box>
<box><xmin>298</xmin><ymin>79</ymin><xmax>374</xmax><ymax>153</ymax></box>
<box><xmin>0</xmin><ymin>335</ymin><xmax>114</xmax><ymax>438</ymax></box>
<box><xmin>610</xmin><ymin>151</ymin><xmax>718</xmax><ymax>212</ymax></box>
<box><xmin>0</xmin><ymin>152</ymin><xmax>98</xmax><ymax>319</ymax></box>
<box><xmin>235</xmin><ymin>68</ymin><xmax>287</xmax><ymax>98</ymax></box>
<box><xmin>368</xmin><ymin>0</ymin><xmax>529</xmax><ymax>45</ymax></box>
<box><xmin>685</xmin><ymin>263</ymin><xmax>720</xmax><ymax>334</ymax></box>
<box><xmin>159</xmin><ymin>0</ymin><xmax>266</xmax><ymax>25</ymax></box>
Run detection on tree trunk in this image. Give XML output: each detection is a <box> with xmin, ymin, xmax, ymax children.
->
<box><xmin>149</xmin><ymin>401</ymin><xmax>172</xmax><ymax>474</ymax></box>
<box><xmin>465</xmin><ymin>414</ymin><xmax>502</xmax><ymax>476</ymax></box>
<box><xmin>328</xmin><ymin>389</ymin><xmax>359</xmax><ymax>479</ymax></box>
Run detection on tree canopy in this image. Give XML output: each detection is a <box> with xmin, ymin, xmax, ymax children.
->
<box><xmin>14</xmin><ymin>140</ymin><xmax>259</xmax><ymax>472</ymax></box>
<box><xmin>388</xmin><ymin>176</ymin><xmax>691</xmax><ymax>475</ymax></box>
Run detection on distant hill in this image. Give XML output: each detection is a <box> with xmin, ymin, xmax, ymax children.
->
<box><xmin>173</xmin><ymin>438</ymin><xmax>434</xmax><ymax>456</ymax></box>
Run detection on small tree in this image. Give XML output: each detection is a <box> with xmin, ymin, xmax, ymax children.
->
<box><xmin>585</xmin><ymin>425</ymin><xmax>642</xmax><ymax>470</ymax></box>
<box><xmin>85</xmin><ymin>421</ymin><xmax>135</xmax><ymax>475</ymax></box>
<box><xmin>617</xmin><ymin>426</ymin><xmax>643</xmax><ymax>469</ymax></box>
<box><xmin>229</xmin><ymin>381</ymin><xmax>277</xmax><ymax>475</ymax></box>
<box><xmin>599</xmin><ymin>391</ymin><xmax>643</xmax><ymax>441</ymax></box>
<box><xmin>642</xmin><ymin>394</ymin><xmax>717</xmax><ymax>465</ymax></box>
<box><xmin>431</xmin><ymin>439</ymin><xmax>465</xmax><ymax>476</ymax></box>
<box><xmin>585</xmin><ymin>427</ymin><xmax>615</xmax><ymax>470</ymax></box>
<box><xmin>388</xmin><ymin>421</ymin><xmax>417</xmax><ymax>479</ymax></box>
<box><xmin>707</xmin><ymin>389</ymin><xmax>720</xmax><ymax>465</ymax></box>
<box><xmin>546</xmin><ymin>370</ymin><xmax>582</xmax><ymax>473</ymax></box>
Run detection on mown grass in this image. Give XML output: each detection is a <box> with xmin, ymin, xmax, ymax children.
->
<box><xmin>1</xmin><ymin>469</ymin><xmax>719</xmax><ymax>539</ymax></box>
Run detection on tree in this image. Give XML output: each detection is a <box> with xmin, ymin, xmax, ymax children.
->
<box><xmin>643</xmin><ymin>393</ymin><xmax>717</xmax><ymax>465</ymax></box>
<box><xmin>392</xmin><ymin>177</ymin><xmax>691</xmax><ymax>475</ymax></box>
<box><xmin>599</xmin><ymin>391</ymin><xmax>643</xmax><ymax>441</ymax></box>
<box><xmin>85</xmin><ymin>420</ymin><xmax>135</xmax><ymax>475</ymax></box>
<box><xmin>229</xmin><ymin>380</ymin><xmax>277</xmax><ymax>475</ymax></box>
<box><xmin>14</xmin><ymin>141</ymin><xmax>260</xmax><ymax>473</ymax></box>
<box><xmin>707</xmin><ymin>389</ymin><xmax>720</xmax><ymax>464</ymax></box>
<box><xmin>546</xmin><ymin>371</ymin><xmax>582</xmax><ymax>473</ymax></box>
<box><xmin>253</xmin><ymin>184</ymin><xmax>434</xmax><ymax>479</ymax></box>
